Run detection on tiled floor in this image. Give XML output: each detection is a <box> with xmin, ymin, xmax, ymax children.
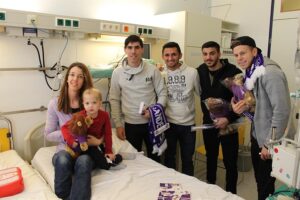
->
<box><xmin>194</xmin><ymin>160</ymin><xmax>287</xmax><ymax>200</ymax></box>
<box><xmin>194</xmin><ymin>158</ymin><xmax>257</xmax><ymax>200</ymax></box>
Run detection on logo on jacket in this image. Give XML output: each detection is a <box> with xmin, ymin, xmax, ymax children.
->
<box><xmin>146</xmin><ymin>77</ymin><xmax>152</xmax><ymax>82</ymax></box>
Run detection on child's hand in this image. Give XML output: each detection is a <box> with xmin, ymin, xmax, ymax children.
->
<box><xmin>72</xmin><ymin>142</ymin><xmax>78</xmax><ymax>148</ymax></box>
<box><xmin>105</xmin><ymin>153</ymin><xmax>115</xmax><ymax>161</ymax></box>
<box><xmin>80</xmin><ymin>142</ymin><xmax>88</xmax><ymax>151</ymax></box>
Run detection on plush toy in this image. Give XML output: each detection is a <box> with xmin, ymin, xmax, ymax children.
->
<box><xmin>62</xmin><ymin>113</ymin><xmax>93</xmax><ymax>158</ymax></box>
<box><xmin>223</xmin><ymin>73</ymin><xmax>256</xmax><ymax>120</ymax></box>
<box><xmin>231</xmin><ymin>73</ymin><xmax>255</xmax><ymax>111</ymax></box>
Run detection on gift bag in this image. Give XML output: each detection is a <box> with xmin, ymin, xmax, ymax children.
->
<box><xmin>0</xmin><ymin>167</ymin><xmax>24</xmax><ymax>197</ymax></box>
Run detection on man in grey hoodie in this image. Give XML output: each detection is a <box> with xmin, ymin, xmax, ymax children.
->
<box><xmin>109</xmin><ymin>35</ymin><xmax>167</xmax><ymax>162</ymax></box>
<box><xmin>231</xmin><ymin>36</ymin><xmax>290</xmax><ymax>200</ymax></box>
<box><xmin>161</xmin><ymin>42</ymin><xmax>200</xmax><ymax>176</ymax></box>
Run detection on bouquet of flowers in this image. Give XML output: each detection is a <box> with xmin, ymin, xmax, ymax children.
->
<box><xmin>203</xmin><ymin>97</ymin><xmax>231</xmax><ymax>120</ymax></box>
<box><xmin>222</xmin><ymin>73</ymin><xmax>255</xmax><ymax>121</ymax></box>
<box><xmin>203</xmin><ymin>97</ymin><xmax>239</xmax><ymax>135</ymax></box>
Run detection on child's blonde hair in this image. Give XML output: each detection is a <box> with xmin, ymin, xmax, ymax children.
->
<box><xmin>83</xmin><ymin>88</ymin><xmax>102</xmax><ymax>101</ymax></box>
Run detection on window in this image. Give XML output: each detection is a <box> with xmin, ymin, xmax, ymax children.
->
<box><xmin>142</xmin><ymin>43</ymin><xmax>151</xmax><ymax>59</ymax></box>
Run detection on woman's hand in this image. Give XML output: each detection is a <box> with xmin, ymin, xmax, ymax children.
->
<box><xmin>87</xmin><ymin>135</ymin><xmax>104</xmax><ymax>146</ymax></box>
<box><xmin>231</xmin><ymin>98</ymin><xmax>248</xmax><ymax>114</ymax></box>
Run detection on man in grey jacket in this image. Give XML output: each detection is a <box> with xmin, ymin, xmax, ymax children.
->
<box><xmin>109</xmin><ymin>35</ymin><xmax>167</xmax><ymax>162</ymax></box>
<box><xmin>231</xmin><ymin>36</ymin><xmax>290</xmax><ymax>200</ymax></box>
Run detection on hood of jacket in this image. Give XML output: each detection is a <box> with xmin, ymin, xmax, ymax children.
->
<box><xmin>121</xmin><ymin>58</ymin><xmax>144</xmax><ymax>75</ymax></box>
<box><xmin>163</xmin><ymin>61</ymin><xmax>187</xmax><ymax>72</ymax></box>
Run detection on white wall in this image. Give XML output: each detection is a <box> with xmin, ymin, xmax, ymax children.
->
<box><xmin>0</xmin><ymin>0</ymin><xmax>209</xmax><ymax>26</ymax></box>
<box><xmin>271</xmin><ymin>1</ymin><xmax>300</xmax><ymax>92</ymax></box>
<box><xmin>210</xmin><ymin>0</ymin><xmax>272</xmax><ymax>55</ymax></box>
<box><xmin>209</xmin><ymin>0</ymin><xmax>300</xmax><ymax>93</ymax></box>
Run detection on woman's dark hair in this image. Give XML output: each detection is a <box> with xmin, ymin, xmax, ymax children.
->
<box><xmin>58</xmin><ymin>62</ymin><xmax>93</xmax><ymax>113</ymax></box>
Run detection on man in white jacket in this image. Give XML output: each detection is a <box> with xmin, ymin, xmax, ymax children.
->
<box><xmin>109</xmin><ymin>35</ymin><xmax>167</xmax><ymax>162</ymax></box>
<box><xmin>162</xmin><ymin>42</ymin><xmax>201</xmax><ymax>175</ymax></box>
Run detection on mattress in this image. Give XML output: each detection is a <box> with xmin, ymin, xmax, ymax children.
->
<box><xmin>0</xmin><ymin>150</ymin><xmax>58</xmax><ymax>200</ymax></box>
<box><xmin>32</xmin><ymin>146</ymin><xmax>244</xmax><ymax>200</ymax></box>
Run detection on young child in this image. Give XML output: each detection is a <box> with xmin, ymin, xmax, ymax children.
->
<box><xmin>62</xmin><ymin>88</ymin><xmax>123</xmax><ymax>169</ymax></box>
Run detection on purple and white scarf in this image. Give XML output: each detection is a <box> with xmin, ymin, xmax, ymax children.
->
<box><xmin>148</xmin><ymin>103</ymin><xmax>169</xmax><ymax>156</ymax></box>
<box><xmin>244</xmin><ymin>52</ymin><xmax>265</xmax><ymax>90</ymax></box>
<box><xmin>243</xmin><ymin>52</ymin><xmax>265</xmax><ymax>120</ymax></box>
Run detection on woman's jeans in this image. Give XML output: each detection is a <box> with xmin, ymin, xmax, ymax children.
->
<box><xmin>52</xmin><ymin>150</ymin><xmax>94</xmax><ymax>200</ymax></box>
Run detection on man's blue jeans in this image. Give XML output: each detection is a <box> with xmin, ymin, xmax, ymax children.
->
<box><xmin>164</xmin><ymin>123</ymin><xmax>196</xmax><ymax>176</ymax></box>
<box><xmin>52</xmin><ymin>150</ymin><xmax>94</xmax><ymax>200</ymax></box>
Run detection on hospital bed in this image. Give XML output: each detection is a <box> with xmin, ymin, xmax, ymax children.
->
<box><xmin>0</xmin><ymin>150</ymin><xmax>59</xmax><ymax>199</ymax></box>
<box><xmin>25</xmin><ymin>122</ymin><xmax>244</xmax><ymax>200</ymax></box>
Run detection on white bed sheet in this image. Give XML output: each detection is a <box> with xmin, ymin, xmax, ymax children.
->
<box><xmin>32</xmin><ymin>146</ymin><xmax>244</xmax><ymax>200</ymax></box>
<box><xmin>0</xmin><ymin>150</ymin><xmax>59</xmax><ymax>200</ymax></box>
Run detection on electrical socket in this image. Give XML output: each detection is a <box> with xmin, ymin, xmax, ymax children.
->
<box><xmin>122</xmin><ymin>24</ymin><xmax>135</xmax><ymax>33</ymax></box>
<box><xmin>65</xmin><ymin>19</ymin><xmax>72</xmax><ymax>27</ymax></box>
<box><xmin>0</xmin><ymin>11</ymin><xmax>6</xmax><ymax>21</ymax></box>
<box><xmin>100</xmin><ymin>22</ymin><xmax>120</xmax><ymax>32</ymax></box>
<box><xmin>72</xmin><ymin>19</ymin><xmax>80</xmax><ymax>28</ymax></box>
<box><xmin>56</xmin><ymin>17</ymin><xmax>64</xmax><ymax>26</ymax></box>
<box><xmin>27</xmin><ymin>15</ymin><xmax>37</xmax><ymax>25</ymax></box>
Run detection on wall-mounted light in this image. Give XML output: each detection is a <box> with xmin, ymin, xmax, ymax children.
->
<box><xmin>88</xmin><ymin>34</ymin><xmax>127</xmax><ymax>43</ymax></box>
<box><xmin>87</xmin><ymin>34</ymin><xmax>145</xmax><ymax>43</ymax></box>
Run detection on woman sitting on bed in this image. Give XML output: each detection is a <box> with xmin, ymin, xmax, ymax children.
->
<box><xmin>61</xmin><ymin>88</ymin><xmax>123</xmax><ymax>169</ymax></box>
<box><xmin>44</xmin><ymin>62</ymin><xmax>96</xmax><ymax>200</ymax></box>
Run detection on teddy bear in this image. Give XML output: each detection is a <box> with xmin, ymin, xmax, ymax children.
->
<box><xmin>223</xmin><ymin>73</ymin><xmax>256</xmax><ymax>112</ymax></box>
<box><xmin>62</xmin><ymin>113</ymin><xmax>93</xmax><ymax>158</ymax></box>
<box><xmin>221</xmin><ymin>73</ymin><xmax>256</xmax><ymax>122</ymax></box>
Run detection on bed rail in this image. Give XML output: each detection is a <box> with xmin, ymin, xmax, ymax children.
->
<box><xmin>24</xmin><ymin>122</ymin><xmax>57</xmax><ymax>162</ymax></box>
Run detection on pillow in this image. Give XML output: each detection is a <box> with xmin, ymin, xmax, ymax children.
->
<box><xmin>111</xmin><ymin>128</ymin><xmax>138</xmax><ymax>154</ymax></box>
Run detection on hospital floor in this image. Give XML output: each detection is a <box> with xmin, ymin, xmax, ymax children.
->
<box><xmin>194</xmin><ymin>162</ymin><xmax>256</xmax><ymax>200</ymax></box>
<box><xmin>194</xmin><ymin>161</ymin><xmax>283</xmax><ymax>200</ymax></box>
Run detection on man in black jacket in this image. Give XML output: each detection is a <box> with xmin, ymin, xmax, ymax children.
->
<box><xmin>197</xmin><ymin>41</ymin><xmax>241</xmax><ymax>194</ymax></box>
